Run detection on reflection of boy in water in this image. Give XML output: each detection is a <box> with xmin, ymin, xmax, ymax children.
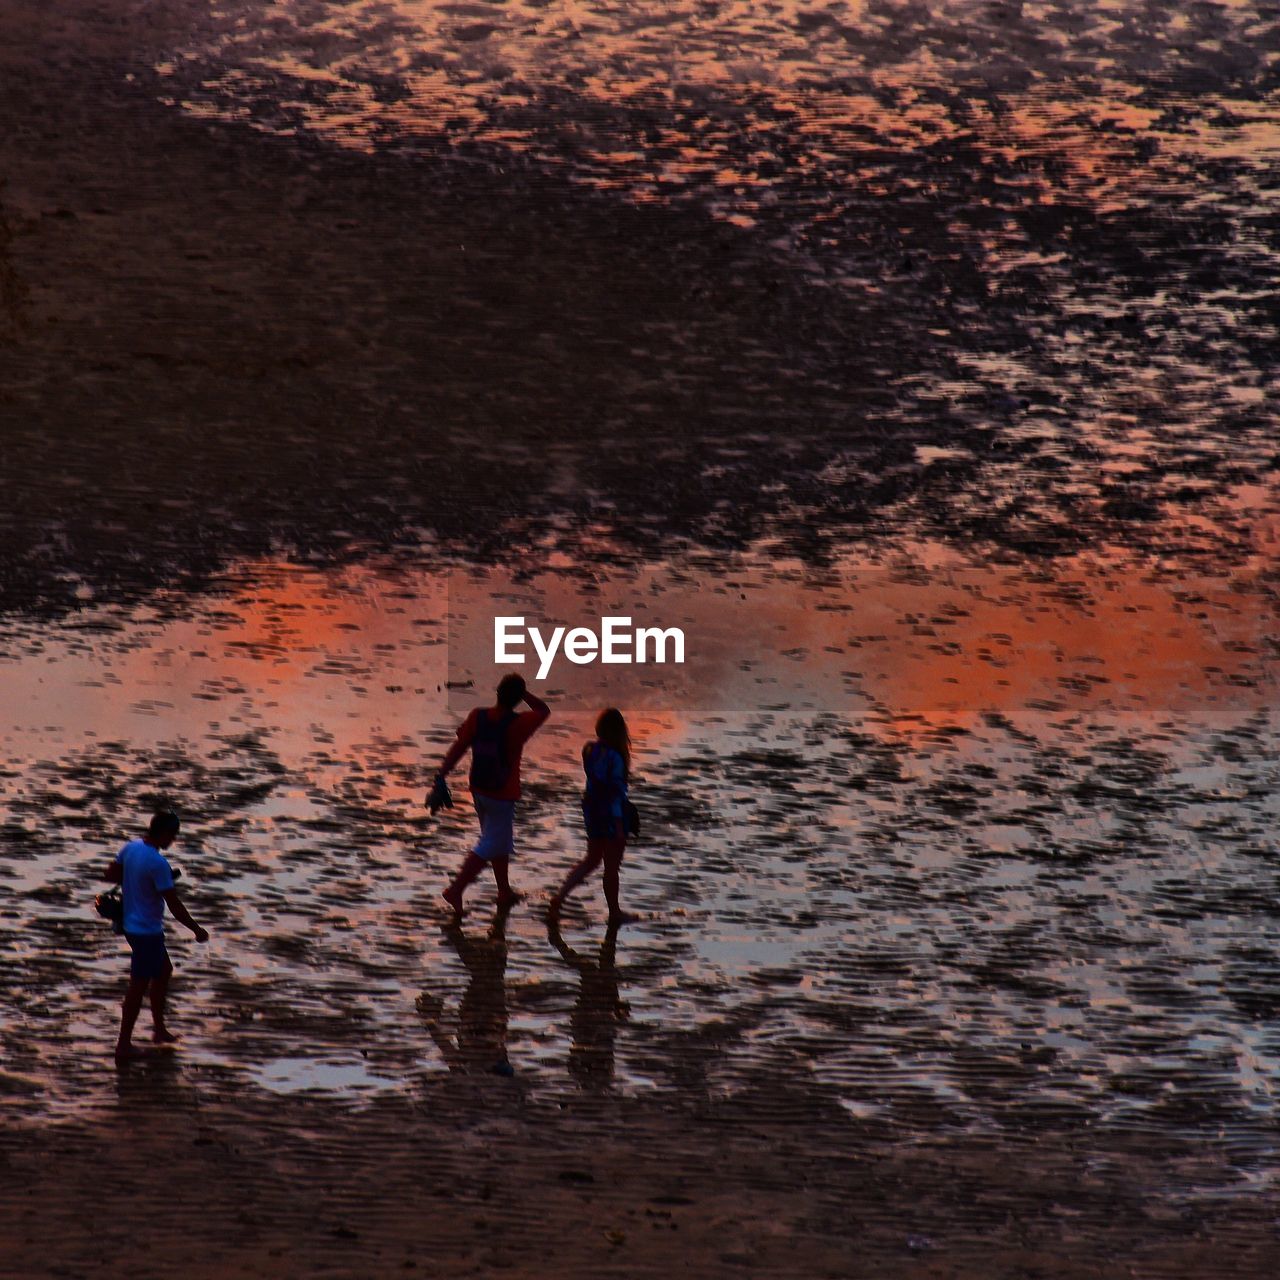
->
<box><xmin>433</xmin><ymin>673</ymin><xmax>550</xmax><ymax>915</ymax></box>
<box><xmin>416</xmin><ymin>914</ymin><xmax>512</xmax><ymax>1076</ymax></box>
<box><xmin>546</xmin><ymin>919</ymin><xmax>628</xmax><ymax>1091</ymax></box>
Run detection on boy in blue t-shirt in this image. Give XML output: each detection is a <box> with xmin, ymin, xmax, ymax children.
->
<box><xmin>102</xmin><ymin>809</ymin><xmax>208</xmax><ymax>1065</ymax></box>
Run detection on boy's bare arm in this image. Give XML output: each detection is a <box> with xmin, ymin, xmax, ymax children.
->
<box><xmin>161</xmin><ymin>888</ymin><xmax>209</xmax><ymax>942</ymax></box>
<box><xmin>103</xmin><ymin>862</ymin><xmax>122</xmax><ymax>883</ymax></box>
<box><xmin>523</xmin><ymin>689</ymin><xmax>550</xmax><ymax>718</ymax></box>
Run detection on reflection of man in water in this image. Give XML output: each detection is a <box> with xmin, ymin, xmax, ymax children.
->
<box><xmin>416</xmin><ymin>914</ymin><xmax>512</xmax><ymax>1076</ymax></box>
<box><xmin>546</xmin><ymin>919</ymin><xmax>628</xmax><ymax>1091</ymax></box>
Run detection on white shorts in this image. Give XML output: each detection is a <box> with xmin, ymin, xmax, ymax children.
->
<box><xmin>472</xmin><ymin>795</ymin><xmax>516</xmax><ymax>860</ymax></box>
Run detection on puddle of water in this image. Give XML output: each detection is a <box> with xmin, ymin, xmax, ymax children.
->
<box><xmin>249</xmin><ymin>1055</ymin><xmax>404</xmax><ymax>1095</ymax></box>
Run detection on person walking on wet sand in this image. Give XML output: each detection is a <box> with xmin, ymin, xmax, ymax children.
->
<box><xmin>430</xmin><ymin>673</ymin><xmax>550</xmax><ymax>915</ymax></box>
<box><xmin>103</xmin><ymin>809</ymin><xmax>208</xmax><ymax>1066</ymax></box>
<box><xmin>547</xmin><ymin>708</ymin><xmax>638</xmax><ymax>926</ymax></box>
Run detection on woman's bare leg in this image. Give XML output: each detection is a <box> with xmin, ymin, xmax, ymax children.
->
<box><xmin>548</xmin><ymin>845</ymin><xmax>604</xmax><ymax>916</ymax></box>
<box><xmin>604</xmin><ymin>840</ymin><xmax>637</xmax><ymax>924</ymax></box>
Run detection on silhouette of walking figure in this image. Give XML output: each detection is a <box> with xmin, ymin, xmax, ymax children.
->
<box><xmin>548</xmin><ymin>708</ymin><xmax>638</xmax><ymax>925</ymax></box>
<box><xmin>102</xmin><ymin>809</ymin><xmax>209</xmax><ymax>1066</ymax></box>
<box><xmin>429</xmin><ymin>673</ymin><xmax>550</xmax><ymax>915</ymax></box>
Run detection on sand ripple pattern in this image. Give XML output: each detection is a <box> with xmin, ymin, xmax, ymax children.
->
<box><xmin>146</xmin><ymin>0</ymin><xmax>1280</xmax><ymax>572</ymax></box>
<box><xmin>1</xmin><ymin>554</ymin><xmax>1275</xmax><ymax>1204</ymax></box>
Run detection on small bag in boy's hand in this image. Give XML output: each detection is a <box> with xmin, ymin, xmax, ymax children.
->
<box><xmin>95</xmin><ymin>887</ymin><xmax>125</xmax><ymax>934</ymax></box>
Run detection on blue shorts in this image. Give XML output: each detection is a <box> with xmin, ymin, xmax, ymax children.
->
<box><xmin>472</xmin><ymin>795</ymin><xmax>515</xmax><ymax>860</ymax></box>
<box><xmin>125</xmin><ymin>932</ymin><xmax>171</xmax><ymax>981</ymax></box>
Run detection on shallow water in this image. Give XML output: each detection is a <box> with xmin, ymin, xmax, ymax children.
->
<box><xmin>1</xmin><ymin>546</ymin><xmax>1275</xmax><ymax>1201</ymax></box>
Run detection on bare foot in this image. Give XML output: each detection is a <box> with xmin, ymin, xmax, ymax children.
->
<box><xmin>441</xmin><ymin>888</ymin><xmax>465</xmax><ymax>916</ymax></box>
<box><xmin>607</xmin><ymin>911</ymin><xmax>641</xmax><ymax>926</ymax></box>
<box><xmin>114</xmin><ymin>1044</ymin><xmax>150</xmax><ymax>1067</ymax></box>
<box><xmin>496</xmin><ymin>890</ymin><xmax>522</xmax><ymax>913</ymax></box>
<box><xmin>152</xmin><ymin>1029</ymin><xmax>180</xmax><ymax>1047</ymax></box>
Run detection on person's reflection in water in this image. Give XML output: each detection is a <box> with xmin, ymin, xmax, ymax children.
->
<box><xmin>546</xmin><ymin>918</ymin><xmax>628</xmax><ymax>1092</ymax></box>
<box><xmin>416</xmin><ymin>911</ymin><xmax>513</xmax><ymax>1077</ymax></box>
<box><xmin>113</xmin><ymin>1050</ymin><xmax>182</xmax><ymax>1109</ymax></box>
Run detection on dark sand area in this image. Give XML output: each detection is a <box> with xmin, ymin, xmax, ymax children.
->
<box><xmin>4</xmin><ymin>0</ymin><xmax>1274</xmax><ymax>620</ymax></box>
<box><xmin>5</xmin><ymin>1076</ymin><xmax>1280</xmax><ymax>1280</ymax></box>
<box><xmin>0</xmin><ymin>0</ymin><xmax>936</xmax><ymax>616</ymax></box>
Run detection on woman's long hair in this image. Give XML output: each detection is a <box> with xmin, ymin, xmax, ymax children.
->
<box><xmin>595</xmin><ymin>708</ymin><xmax>631</xmax><ymax>779</ymax></box>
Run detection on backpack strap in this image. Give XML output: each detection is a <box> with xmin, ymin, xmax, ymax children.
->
<box><xmin>477</xmin><ymin>706</ymin><xmax>517</xmax><ymax>741</ymax></box>
<box><xmin>469</xmin><ymin>707</ymin><xmax>519</xmax><ymax>789</ymax></box>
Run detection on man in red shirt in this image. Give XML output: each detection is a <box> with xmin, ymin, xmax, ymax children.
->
<box><xmin>433</xmin><ymin>673</ymin><xmax>550</xmax><ymax>915</ymax></box>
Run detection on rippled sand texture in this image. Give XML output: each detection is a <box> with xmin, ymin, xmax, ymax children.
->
<box><xmin>1</xmin><ymin>553</ymin><xmax>1275</xmax><ymax>1207</ymax></box>
<box><xmin>2</xmin><ymin>0</ymin><xmax>1277</xmax><ymax>620</ymax></box>
<box><xmin>164</xmin><ymin>0</ymin><xmax>1280</xmax><ymax>552</ymax></box>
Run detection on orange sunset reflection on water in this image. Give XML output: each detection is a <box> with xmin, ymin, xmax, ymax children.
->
<box><xmin>450</xmin><ymin>552</ymin><xmax>1268</xmax><ymax>738</ymax></box>
<box><xmin>1</xmin><ymin>549</ymin><xmax>1263</xmax><ymax>778</ymax></box>
<box><xmin>1</xmin><ymin>547</ymin><xmax>1275</xmax><ymax>1128</ymax></box>
<box><xmin>825</xmin><ymin>560</ymin><xmax>1270</xmax><ymax>736</ymax></box>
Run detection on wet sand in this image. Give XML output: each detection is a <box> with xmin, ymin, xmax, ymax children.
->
<box><xmin>4</xmin><ymin>1</ymin><xmax>1276</xmax><ymax>621</ymax></box>
<box><xmin>5</xmin><ymin>1079</ymin><xmax>1280</xmax><ymax>1280</ymax></box>
<box><xmin>0</xmin><ymin>555</ymin><xmax>1276</xmax><ymax>1277</ymax></box>
<box><xmin>0</xmin><ymin>0</ymin><xmax>927</xmax><ymax>617</ymax></box>
<box><xmin>3</xmin><ymin>0</ymin><xmax>1280</xmax><ymax>1275</ymax></box>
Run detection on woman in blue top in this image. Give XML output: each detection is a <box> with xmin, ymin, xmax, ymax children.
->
<box><xmin>547</xmin><ymin>709</ymin><xmax>638</xmax><ymax>925</ymax></box>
